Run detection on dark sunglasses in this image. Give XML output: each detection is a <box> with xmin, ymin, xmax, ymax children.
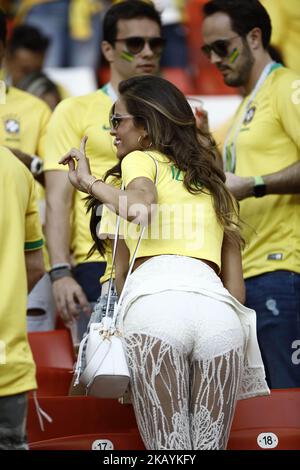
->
<box><xmin>109</xmin><ymin>114</ymin><xmax>134</xmax><ymax>130</ymax></box>
<box><xmin>114</xmin><ymin>36</ymin><xmax>165</xmax><ymax>55</ymax></box>
<box><xmin>201</xmin><ymin>35</ymin><xmax>239</xmax><ymax>58</ymax></box>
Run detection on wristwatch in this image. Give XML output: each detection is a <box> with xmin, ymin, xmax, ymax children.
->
<box><xmin>253</xmin><ymin>175</ymin><xmax>266</xmax><ymax>198</ymax></box>
<box><xmin>30</xmin><ymin>156</ymin><xmax>43</xmax><ymax>176</ymax></box>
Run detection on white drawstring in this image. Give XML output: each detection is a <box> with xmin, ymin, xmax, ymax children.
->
<box><xmin>33</xmin><ymin>391</ymin><xmax>52</xmax><ymax>432</ymax></box>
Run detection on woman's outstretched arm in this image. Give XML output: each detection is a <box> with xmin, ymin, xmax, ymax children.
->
<box><xmin>220</xmin><ymin>233</ymin><xmax>245</xmax><ymax>304</ymax></box>
<box><xmin>59</xmin><ymin>136</ymin><xmax>157</xmax><ymax>226</ymax></box>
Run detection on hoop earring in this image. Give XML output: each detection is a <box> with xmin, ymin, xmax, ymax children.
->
<box><xmin>138</xmin><ymin>135</ymin><xmax>153</xmax><ymax>149</ymax></box>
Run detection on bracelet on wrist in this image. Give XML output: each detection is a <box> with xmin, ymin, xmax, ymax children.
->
<box><xmin>87</xmin><ymin>177</ymin><xmax>102</xmax><ymax>196</ymax></box>
<box><xmin>51</xmin><ymin>263</ymin><xmax>71</xmax><ymax>271</ymax></box>
<box><xmin>49</xmin><ymin>266</ymin><xmax>73</xmax><ymax>283</ymax></box>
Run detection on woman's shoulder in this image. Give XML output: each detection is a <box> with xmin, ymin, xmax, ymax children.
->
<box><xmin>123</xmin><ymin>150</ymin><xmax>170</xmax><ymax>164</ymax></box>
<box><xmin>145</xmin><ymin>150</ymin><xmax>171</xmax><ymax>164</ymax></box>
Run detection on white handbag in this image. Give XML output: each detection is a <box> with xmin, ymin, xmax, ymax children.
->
<box><xmin>74</xmin><ymin>219</ymin><xmax>136</xmax><ymax>399</ymax></box>
<box><xmin>79</xmin><ymin>312</ymin><xmax>130</xmax><ymax>398</ymax></box>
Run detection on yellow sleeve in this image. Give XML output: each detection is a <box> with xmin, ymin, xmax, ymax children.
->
<box><xmin>212</xmin><ymin>116</ymin><xmax>233</xmax><ymax>153</ymax></box>
<box><xmin>44</xmin><ymin>96</ymin><xmax>82</xmax><ymax>172</ymax></box>
<box><xmin>272</xmin><ymin>70</ymin><xmax>300</xmax><ymax>151</ymax></box>
<box><xmin>69</xmin><ymin>0</ymin><xmax>102</xmax><ymax>41</ymax></box>
<box><xmin>121</xmin><ymin>151</ymin><xmax>157</xmax><ymax>187</ymax></box>
<box><xmin>260</xmin><ymin>0</ymin><xmax>285</xmax><ymax>47</ymax></box>
<box><xmin>35</xmin><ymin>101</ymin><xmax>52</xmax><ymax>159</ymax></box>
<box><xmin>24</xmin><ymin>175</ymin><xmax>43</xmax><ymax>251</ymax></box>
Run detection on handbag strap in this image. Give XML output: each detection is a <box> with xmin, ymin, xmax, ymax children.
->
<box><xmin>104</xmin><ymin>152</ymin><xmax>159</xmax><ymax>322</ymax></box>
<box><xmin>104</xmin><ymin>213</ymin><xmax>120</xmax><ymax>318</ymax></box>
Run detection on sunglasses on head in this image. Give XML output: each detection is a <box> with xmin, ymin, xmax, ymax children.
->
<box><xmin>109</xmin><ymin>114</ymin><xmax>135</xmax><ymax>130</ymax></box>
<box><xmin>201</xmin><ymin>35</ymin><xmax>239</xmax><ymax>58</ymax></box>
<box><xmin>114</xmin><ymin>36</ymin><xmax>165</xmax><ymax>55</ymax></box>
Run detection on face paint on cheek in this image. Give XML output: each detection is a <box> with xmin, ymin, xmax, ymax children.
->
<box><xmin>229</xmin><ymin>48</ymin><xmax>239</xmax><ymax>64</ymax></box>
<box><xmin>120</xmin><ymin>50</ymin><xmax>135</xmax><ymax>62</ymax></box>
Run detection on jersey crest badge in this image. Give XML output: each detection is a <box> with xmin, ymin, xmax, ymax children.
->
<box><xmin>243</xmin><ymin>106</ymin><xmax>256</xmax><ymax>125</ymax></box>
<box><xmin>4</xmin><ymin>118</ymin><xmax>20</xmax><ymax>134</ymax></box>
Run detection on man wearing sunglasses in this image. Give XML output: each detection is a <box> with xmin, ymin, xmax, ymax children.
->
<box><xmin>202</xmin><ymin>0</ymin><xmax>300</xmax><ymax>390</ymax></box>
<box><xmin>44</xmin><ymin>1</ymin><xmax>164</xmax><ymax>340</ymax></box>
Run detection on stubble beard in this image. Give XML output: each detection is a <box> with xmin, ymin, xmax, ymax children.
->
<box><xmin>224</xmin><ymin>41</ymin><xmax>255</xmax><ymax>88</ymax></box>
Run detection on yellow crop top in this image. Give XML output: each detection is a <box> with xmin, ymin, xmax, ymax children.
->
<box><xmin>100</xmin><ymin>150</ymin><xmax>224</xmax><ymax>272</ymax></box>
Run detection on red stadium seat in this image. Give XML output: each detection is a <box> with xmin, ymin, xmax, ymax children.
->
<box><xmin>30</xmin><ymin>432</ymin><xmax>145</xmax><ymax>450</ymax></box>
<box><xmin>54</xmin><ymin>314</ymin><xmax>68</xmax><ymax>330</ymax></box>
<box><xmin>98</xmin><ymin>65</ymin><xmax>111</xmax><ymax>87</ymax></box>
<box><xmin>228</xmin><ymin>388</ymin><xmax>300</xmax><ymax>450</ymax></box>
<box><xmin>28</xmin><ymin>391</ymin><xmax>299</xmax><ymax>450</ymax></box>
<box><xmin>28</xmin><ymin>329</ymin><xmax>76</xmax><ymax>369</ymax></box>
<box><xmin>27</xmin><ymin>396</ymin><xmax>141</xmax><ymax>444</ymax></box>
<box><xmin>33</xmin><ymin>367</ymin><xmax>73</xmax><ymax>396</ymax></box>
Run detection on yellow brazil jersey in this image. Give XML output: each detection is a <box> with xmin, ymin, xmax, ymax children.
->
<box><xmin>225</xmin><ymin>66</ymin><xmax>300</xmax><ymax>279</ymax></box>
<box><xmin>261</xmin><ymin>0</ymin><xmax>300</xmax><ymax>74</ymax></box>
<box><xmin>99</xmin><ymin>249</ymin><xmax>114</xmax><ymax>285</ymax></box>
<box><xmin>0</xmin><ymin>86</ymin><xmax>51</xmax><ymax>268</ymax></box>
<box><xmin>44</xmin><ymin>88</ymin><xmax>117</xmax><ymax>265</ymax></box>
<box><xmin>212</xmin><ymin>116</ymin><xmax>233</xmax><ymax>154</ymax></box>
<box><xmin>120</xmin><ymin>150</ymin><xmax>224</xmax><ymax>270</ymax></box>
<box><xmin>0</xmin><ymin>147</ymin><xmax>43</xmax><ymax>396</ymax></box>
<box><xmin>98</xmin><ymin>205</ymin><xmax>114</xmax><ymax>285</ymax></box>
<box><xmin>0</xmin><ymin>86</ymin><xmax>51</xmax><ymax>158</ymax></box>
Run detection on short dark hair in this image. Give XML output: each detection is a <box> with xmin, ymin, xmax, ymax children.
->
<box><xmin>203</xmin><ymin>0</ymin><xmax>272</xmax><ymax>49</ymax></box>
<box><xmin>8</xmin><ymin>24</ymin><xmax>50</xmax><ymax>54</ymax></box>
<box><xmin>0</xmin><ymin>8</ymin><xmax>7</xmax><ymax>45</ymax></box>
<box><xmin>103</xmin><ymin>0</ymin><xmax>162</xmax><ymax>44</ymax></box>
<box><xmin>18</xmin><ymin>71</ymin><xmax>58</xmax><ymax>96</ymax></box>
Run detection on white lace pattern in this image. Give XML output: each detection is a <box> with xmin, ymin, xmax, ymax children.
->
<box><xmin>125</xmin><ymin>333</ymin><xmax>244</xmax><ymax>449</ymax></box>
<box><xmin>118</xmin><ymin>256</ymin><xmax>270</xmax><ymax>450</ymax></box>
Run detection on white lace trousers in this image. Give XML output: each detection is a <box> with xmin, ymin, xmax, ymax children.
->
<box><xmin>123</xmin><ymin>290</ymin><xmax>245</xmax><ymax>450</ymax></box>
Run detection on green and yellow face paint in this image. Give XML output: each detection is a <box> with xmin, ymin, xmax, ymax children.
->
<box><xmin>229</xmin><ymin>48</ymin><xmax>239</xmax><ymax>64</ymax></box>
<box><xmin>120</xmin><ymin>50</ymin><xmax>135</xmax><ymax>62</ymax></box>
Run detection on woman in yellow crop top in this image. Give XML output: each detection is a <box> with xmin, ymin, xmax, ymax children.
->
<box><xmin>60</xmin><ymin>75</ymin><xmax>269</xmax><ymax>450</ymax></box>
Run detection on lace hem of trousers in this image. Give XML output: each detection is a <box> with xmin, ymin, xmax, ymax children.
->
<box><xmin>125</xmin><ymin>332</ymin><xmax>244</xmax><ymax>450</ymax></box>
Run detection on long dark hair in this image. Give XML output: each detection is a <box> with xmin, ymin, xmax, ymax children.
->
<box><xmin>87</xmin><ymin>75</ymin><xmax>243</xmax><ymax>258</ymax></box>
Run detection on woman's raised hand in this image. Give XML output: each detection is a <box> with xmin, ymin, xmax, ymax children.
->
<box><xmin>59</xmin><ymin>135</ymin><xmax>95</xmax><ymax>192</ymax></box>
